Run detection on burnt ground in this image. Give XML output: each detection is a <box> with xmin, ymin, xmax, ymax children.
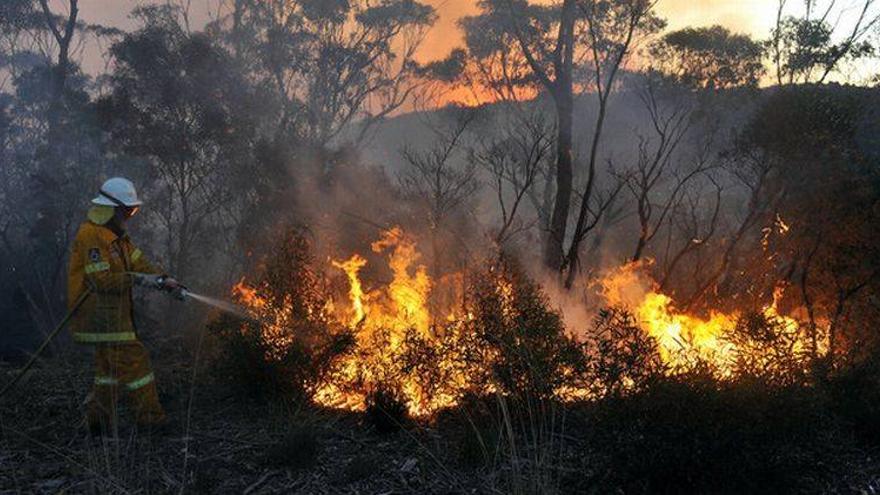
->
<box><xmin>0</xmin><ymin>351</ymin><xmax>493</xmax><ymax>494</ymax></box>
<box><xmin>3</xmin><ymin>345</ymin><xmax>880</xmax><ymax>494</ymax></box>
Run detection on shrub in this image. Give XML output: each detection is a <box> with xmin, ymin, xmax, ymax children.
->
<box><xmin>586</xmin><ymin>375</ymin><xmax>839</xmax><ymax>493</ymax></box>
<box><xmin>585</xmin><ymin>307</ymin><xmax>667</xmax><ymax>399</ymax></box>
<box><xmin>434</xmin><ymin>393</ymin><xmax>503</xmax><ymax>469</ymax></box>
<box><xmin>828</xmin><ymin>348</ymin><xmax>880</xmax><ymax>446</ymax></box>
<box><xmin>463</xmin><ymin>256</ymin><xmax>588</xmax><ymax>402</ymax></box>
<box><xmin>388</xmin><ymin>255</ymin><xmax>588</xmax><ymax>415</ymax></box>
<box><xmin>724</xmin><ymin>310</ymin><xmax>815</xmax><ymax>387</ymax></box>
<box><xmin>208</xmin><ymin>227</ymin><xmax>355</xmax><ymax>402</ymax></box>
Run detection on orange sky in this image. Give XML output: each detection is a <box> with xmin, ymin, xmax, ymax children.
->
<box><xmin>74</xmin><ymin>0</ymin><xmax>780</xmax><ymax>70</ymax></box>
<box><xmin>416</xmin><ymin>0</ymin><xmax>778</xmax><ymax>63</ymax></box>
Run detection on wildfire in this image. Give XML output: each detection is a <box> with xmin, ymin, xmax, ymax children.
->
<box><xmin>316</xmin><ymin>227</ymin><xmax>448</xmax><ymax>416</ymax></box>
<box><xmin>231</xmin><ymin>278</ymin><xmax>295</xmax><ymax>359</ymax></box>
<box><xmin>331</xmin><ymin>254</ymin><xmax>367</xmax><ymax>326</ymax></box>
<box><xmin>599</xmin><ymin>261</ymin><xmax>811</xmax><ymax>375</ymax></box>
<box><xmin>230</xmin><ymin>228</ymin><xmax>820</xmax><ymax>417</ymax></box>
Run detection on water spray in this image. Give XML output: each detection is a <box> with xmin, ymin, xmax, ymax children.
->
<box><xmin>126</xmin><ymin>273</ymin><xmax>266</xmax><ymax>325</ymax></box>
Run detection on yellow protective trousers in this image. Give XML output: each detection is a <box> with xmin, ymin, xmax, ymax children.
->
<box><xmin>87</xmin><ymin>341</ymin><xmax>166</xmax><ymax>428</ymax></box>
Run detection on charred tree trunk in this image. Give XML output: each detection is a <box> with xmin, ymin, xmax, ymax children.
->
<box><xmin>540</xmin><ymin>0</ymin><xmax>576</xmax><ymax>274</ymax></box>
<box><xmin>544</xmin><ymin>89</ymin><xmax>574</xmax><ymax>272</ymax></box>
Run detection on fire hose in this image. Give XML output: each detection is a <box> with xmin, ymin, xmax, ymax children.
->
<box><xmin>0</xmin><ymin>277</ymin><xmax>263</xmax><ymax>399</ymax></box>
<box><xmin>0</xmin><ymin>288</ymin><xmax>93</xmax><ymax>400</ymax></box>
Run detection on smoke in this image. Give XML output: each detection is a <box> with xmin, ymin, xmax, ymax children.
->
<box><xmin>260</xmin><ymin>94</ymin><xmax>679</xmax><ymax>334</ymax></box>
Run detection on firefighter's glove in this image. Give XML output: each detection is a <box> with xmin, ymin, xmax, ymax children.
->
<box><xmin>134</xmin><ymin>273</ymin><xmax>165</xmax><ymax>290</ymax></box>
<box><xmin>161</xmin><ymin>277</ymin><xmax>181</xmax><ymax>291</ymax></box>
<box><xmin>159</xmin><ymin>277</ymin><xmax>187</xmax><ymax>301</ymax></box>
<box><xmin>170</xmin><ymin>286</ymin><xmax>188</xmax><ymax>301</ymax></box>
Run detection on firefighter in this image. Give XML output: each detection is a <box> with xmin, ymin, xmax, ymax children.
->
<box><xmin>67</xmin><ymin>177</ymin><xmax>181</xmax><ymax>435</ymax></box>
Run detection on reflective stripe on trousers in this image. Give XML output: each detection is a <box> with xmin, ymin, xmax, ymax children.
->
<box><xmin>94</xmin><ymin>372</ymin><xmax>155</xmax><ymax>391</ymax></box>
<box><xmin>74</xmin><ymin>332</ymin><xmax>137</xmax><ymax>343</ymax></box>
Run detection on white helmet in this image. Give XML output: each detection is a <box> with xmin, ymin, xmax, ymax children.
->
<box><xmin>91</xmin><ymin>177</ymin><xmax>143</xmax><ymax>207</ymax></box>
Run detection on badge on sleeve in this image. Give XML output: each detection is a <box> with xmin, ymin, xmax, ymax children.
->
<box><xmin>89</xmin><ymin>248</ymin><xmax>102</xmax><ymax>262</ymax></box>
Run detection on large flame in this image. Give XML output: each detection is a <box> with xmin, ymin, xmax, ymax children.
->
<box><xmin>316</xmin><ymin>227</ymin><xmax>447</xmax><ymax>416</ymax></box>
<box><xmin>231</xmin><ymin>228</ymin><xmax>821</xmax><ymax>417</ymax></box>
<box><xmin>599</xmin><ymin>260</ymin><xmax>811</xmax><ymax>375</ymax></box>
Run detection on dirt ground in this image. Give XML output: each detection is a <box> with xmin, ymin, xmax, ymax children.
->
<box><xmin>5</xmin><ymin>343</ymin><xmax>880</xmax><ymax>494</ymax></box>
<box><xmin>0</xmin><ymin>348</ymin><xmax>496</xmax><ymax>494</ymax></box>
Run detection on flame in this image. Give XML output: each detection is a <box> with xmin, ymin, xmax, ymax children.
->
<box><xmin>232</xmin><ymin>230</ymin><xmax>821</xmax><ymax>417</ymax></box>
<box><xmin>599</xmin><ymin>261</ymin><xmax>814</xmax><ymax>375</ymax></box>
<box><xmin>331</xmin><ymin>254</ymin><xmax>367</xmax><ymax>326</ymax></box>
<box><xmin>368</xmin><ymin>227</ymin><xmax>433</xmax><ymax>338</ymax></box>
<box><xmin>231</xmin><ymin>278</ymin><xmax>295</xmax><ymax>360</ymax></box>
<box><xmin>316</xmin><ymin>227</ymin><xmax>450</xmax><ymax>416</ymax></box>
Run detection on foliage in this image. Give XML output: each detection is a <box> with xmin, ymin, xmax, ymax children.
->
<box><xmin>772</xmin><ymin>16</ymin><xmax>875</xmax><ymax>84</ymax></box>
<box><xmin>97</xmin><ymin>6</ymin><xmax>261</xmax><ymax>279</ymax></box>
<box><xmin>827</xmin><ymin>347</ymin><xmax>880</xmax><ymax>446</ymax></box>
<box><xmin>648</xmin><ymin>25</ymin><xmax>765</xmax><ymax>90</ymax></box>
<box><xmin>208</xmin><ymin>227</ymin><xmax>355</xmax><ymax>402</ymax></box>
<box><xmin>585</xmin><ymin>376</ymin><xmax>839</xmax><ymax>493</ymax></box>
<box><xmin>211</xmin><ymin>0</ymin><xmax>436</xmax><ymax>146</ymax></box>
<box><xmin>434</xmin><ymin>393</ymin><xmax>504</xmax><ymax>469</ymax></box>
<box><xmin>585</xmin><ymin>308</ymin><xmax>666</xmax><ymax>399</ymax></box>
<box><xmin>728</xmin><ymin>86</ymin><xmax>880</xmax><ymax>360</ymax></box>
<box><xmin>464</xmin><ymin>256</ymin><xmax>588</xmax><ymax>401</ymax></box>
<box><xmin>724</xmin><ymin>311</ymin><xmax>816</xmax><ymax>387</ymax></box>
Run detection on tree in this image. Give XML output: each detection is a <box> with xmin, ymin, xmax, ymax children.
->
<box><xmin>451</xmin><ymin>0</ymin><xmax>663</xmax><ymax>285</ymax></box>
<box><xmin>458</xmin><ymin>0</ymin><xmax>580</xmax><ymax>271</ymax></box>
<box><xmin>648</xmin><ymin>25</ymin><xmax>765</xmax><ymax>90</ymax></box>
<box><xmin>622</xmin><ymin>77</ymin><xmax>703</xmax><ymax>262</ymax></box>
<box><xmin>562</xmin><ymin>0</ymin><xmax>665</xmax><ymax>288</ymax></box>
<box><xmin>398</xmin><ymin>107</ymin><xmax>479</xmax><ymax>274</ymax></box>
<box><xmin>0</xmin><ymin>0</ymin><xmax>120</xmax><ymax>330</ymax></box>
<box><xmin>98</xmin><ymin>6</ymin><xmax>258</xmax><ymax>281</ymax></box>
<box><xmin>470</xmin><ymin>106</ymin><xmax>555</xmax><ymax>245</ymax></box>
<box><xmin>36</xmin><ymin>0</ymin><xmax>77</xmax><ymax>148</ymax></box>
<box><xmin>770</xmin><ymin>0</ymin><xmax>879</xmax><ymax>84</ymax></box>
<box><xmin>213</xmin><ymin>0</ymin><xmax>437</xmax><ymax>148</ymax></box>
<box><xmin>734</xmin><ymin>86</ymin><xmax>880</xmax><ymax>363</ymax></box>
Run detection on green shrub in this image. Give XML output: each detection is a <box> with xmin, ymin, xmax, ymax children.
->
<box><xmin>828</xmin><ymin>348</ymin><xmax>880</xmax><ymax>446</ymax></box>
<box><xmin>463</xmin><ymin>256</ymin><xmax>588</xmax><ymax>401</ymax></box>
<box><xmin>586</xmin><ymin>376</ymin><xmax>838</xmax><ymax>494</ymax></box>
<box><xmin>724</xmin><ymin>310</ymin><xmax>816</xmax><ymax>387</ymax></box>
<box><xmin>434</xmin><ymin>393</ymin><xmax>503</xmax><ymax>469</ymax></box>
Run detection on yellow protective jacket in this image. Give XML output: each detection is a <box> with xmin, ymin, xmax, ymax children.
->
<box><xmin>67</xmin><ymin>215</ymin><xmax>162</xmax><ymax>344</ymax></box>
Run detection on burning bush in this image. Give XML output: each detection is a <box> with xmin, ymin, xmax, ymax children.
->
<box><xmin>585</xmin><ymin>308</ymin><xmax>667</xmax><ymax>399</ymax></box>
<box><xmin>208</xmin><ymin>227</ymin><xmax>354</xmax><ymax>401</ymax></box>
<box><xmin>723</xmin><ymin>309</ymin><xmax>817</xmax><ymax>387</ymax></box>
<box><xmin>461</xmin><ymin>257</ymin><xmax>588</xmax><ymax>402</ymax></box>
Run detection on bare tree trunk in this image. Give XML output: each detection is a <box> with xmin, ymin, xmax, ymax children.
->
<box><xmin>38</xmin><ymin>0</ymin><xmax>78</xmax><ymax>151</ymax></box>
<box><xmin>542</xmin><ymin>1</ymin><xmax>576</xmax><ymax>273</ymax></box>
<box><xmin>544</xmin><ymin>90</ymin><xmax>574</xmax><ymax>272</ymax></box>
